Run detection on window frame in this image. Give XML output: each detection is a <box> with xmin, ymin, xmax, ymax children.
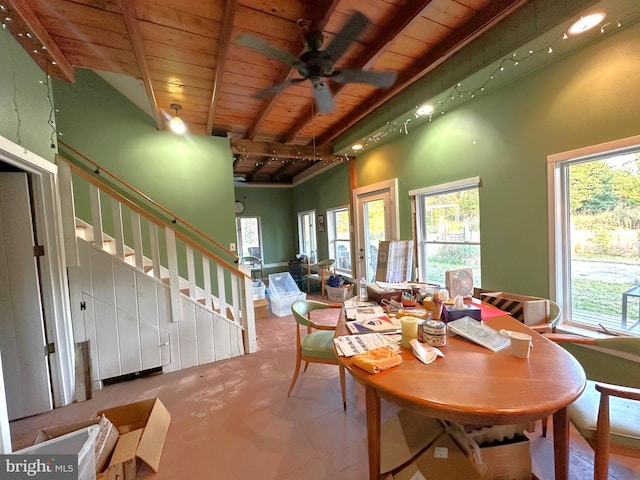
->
<box><xmin>297</xmin><ymin>209</ymin><xmax>317</xmax><ymax>263</ymax></box>
<box><xmin>327</xmin><ymin>205</ymin><xmax>353</xmax><ymax>277</ymax></box>
<box><xmin>410</xmin><ymin>176</ymin><xmax>481</xmax><ymax>285</ymax></box>
<box><xmin>235</xmin><ymin>215</ymin><xmax>264</xmax><ymax>260</ymax></box>
<box><xmin>548</xmin><ymin>134</ymin><xmax>640</xmax><ymax>334</ymax></box>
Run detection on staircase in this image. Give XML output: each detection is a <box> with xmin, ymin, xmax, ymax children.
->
<box><xmin>56</xmin><ymin>149</ymin><xmax>256</xmax><ymax>390</ymax></box>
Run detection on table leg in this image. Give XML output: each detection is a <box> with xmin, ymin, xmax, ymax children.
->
<box><xmin>622</xmin><ymin>293</ymin><xmax>628</xmax><ymax>329</ymax></box>
<box><xmin>552</xmin><ymin>407</ymin><xmax>570</xmax><ymax>480</ymax></box>
<box><xmin>365</xmin><ymin>385</ymin><xmax>381</xmax><ymax>480</ymax></box>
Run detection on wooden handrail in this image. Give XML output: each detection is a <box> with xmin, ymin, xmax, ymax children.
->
<box><xmin>57</xmin><ymin>141</ymin><xmax>239</xmax><ymax>260</ymax></box>
<box><xmin>62</xmin><ymin>157</ymin><xmax>250</xmax><ymax>280</ymax></box>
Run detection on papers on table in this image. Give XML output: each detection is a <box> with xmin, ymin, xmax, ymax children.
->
<box><xmin>447</xmin><ymin>316</ymin><xmax>511</xmax><ymax>352</ymax></box>
<box><xmin>344</xmin><ymin>303</ymin><xmax>385</xmax><ymax>321</ymax></box>
<box><xmin>334</xmin><ymin>333</ymin><xmax>389</xmax><ymax>357</ymax></box>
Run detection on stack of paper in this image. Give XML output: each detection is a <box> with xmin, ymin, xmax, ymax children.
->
<box><xmin>334</xmin><ymin>333</ymin><xmax>389</xmax><ymax>356</ymax></box>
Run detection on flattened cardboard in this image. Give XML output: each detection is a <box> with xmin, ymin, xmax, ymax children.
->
<box><xmin>97</xmin><ymin>398</ymin><xmax>171</xmax><ymax>475</ymax></box>
<box><xmin>380</xmin><ymin>410</ymin><xmax>443</xmax><ymax>474</ymax></box>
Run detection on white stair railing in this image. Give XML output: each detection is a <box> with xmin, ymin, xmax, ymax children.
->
<box><xmin>58</xmin><ymin>156</ymin><xmax>257</xmax><ymax>370</ymax></box>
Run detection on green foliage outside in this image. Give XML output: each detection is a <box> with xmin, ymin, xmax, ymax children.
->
<box><xmin>569</xmin><ymin>154</ymin><xmax>640</xmax><ymax>327</ymax></box>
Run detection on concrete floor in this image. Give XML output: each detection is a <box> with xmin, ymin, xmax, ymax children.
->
<box><xmin>9</xmin><ymin>294</ymin><xmax>640</xmax><ymax>479</ymax></box>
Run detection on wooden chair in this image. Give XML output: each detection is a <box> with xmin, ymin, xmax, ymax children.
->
<box><xmin>305</xmin><ymin>258</ymin><xmax>335</xmax><ymax>299</ymax></box>
<box><xmin>544</xmin><ymin>334</ymin><xmax>640</xmax><ymax>479</ymax></box>
<box><xmin>288</xmin><ymin>299</ymin><xmax>346</xmax><ymax>410</ymax></box>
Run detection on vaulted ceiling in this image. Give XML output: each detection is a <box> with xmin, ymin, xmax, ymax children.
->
<box><xmin>2</xmin><ymin>0</ymin><xmax>633</xmax><ymax>183</ymax></box>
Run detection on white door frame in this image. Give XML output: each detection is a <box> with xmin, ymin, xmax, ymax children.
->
<box><xmin>0</xmin><ymin>136</ymin><xmax>75</xmax><ymax>449</ymax></box>
<box><xmin>352</xmin><ymin>179</ymin><xmax>400</xmax><ymax>280</ymax></box>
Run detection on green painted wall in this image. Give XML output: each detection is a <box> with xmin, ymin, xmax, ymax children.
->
<box><xmin>52</xmin><ymin>70</ymin><xmax>237</xmax><ymax>255</ymax></box>
<box><xmin>292</xmin><ymin>162</ymin><xmax>351</xmax><ymax>260</ymax></box>
<box><xmin>0</xmin><ymin>29</ymin><xmax>57</xmax><ymax>161</ymax></box>
<box><xmin>350</xmin><ymin>21</ymin><xmax>640</xmax><ymax>298</ymax></box>
<box><xmin>234</xmin><ymin>186</ymin><xmax>295</xmax><ymax>268</ymax></box>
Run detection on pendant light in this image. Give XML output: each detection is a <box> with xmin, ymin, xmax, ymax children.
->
<box><xmin>170</xmin><ymin>104</ymin><xmax>186</xmax><ymax>134</ymax></box>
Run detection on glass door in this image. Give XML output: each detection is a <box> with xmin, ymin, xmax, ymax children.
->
<box><xmin>353</xmin><ymin>180</ymin><xmax>399</xmax><ymax>282</ymax></box>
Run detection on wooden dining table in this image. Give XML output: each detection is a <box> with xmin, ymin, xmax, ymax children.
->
<box><xmin>335</xmin><ymin>313</ymin><xmax>586</xmax><ymax>480</ymax></box>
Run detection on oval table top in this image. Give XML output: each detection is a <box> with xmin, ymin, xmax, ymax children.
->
<box><xmin>336</xmin><ymin>314</ymin><xmax>586</xmax><ymax>425</ymax></box>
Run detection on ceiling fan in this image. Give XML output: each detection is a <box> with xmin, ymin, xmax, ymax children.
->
<box><xmin>237</xmin><ymin>12</ymin><xmax>397</xmax><ymax>113</ymax></box>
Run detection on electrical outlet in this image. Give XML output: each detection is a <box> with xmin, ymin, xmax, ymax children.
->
<box><xmin>229</xmin><ymin>243</ymin><xmax>236</xmax><ymax>252</ymax></box>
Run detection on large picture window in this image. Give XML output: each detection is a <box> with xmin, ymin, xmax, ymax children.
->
<box><xmin>550</xmin><ymin>136</ymin><xmax>640</xmax><ymax>335</ymax></box>
<box><xmin>412</xmin><ymin>178</ymin><xmax>481</xmax><ymax>286</ymax></box>
<box><xmin>327</xmin><ymin>206</ymin><xmax>352</xmax><ymax>276</ymax></box>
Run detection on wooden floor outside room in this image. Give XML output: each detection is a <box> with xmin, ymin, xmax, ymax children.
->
<box><xmin>10</xmin><ymin>294</ymin><xmax>640</xmax><ymax>480</ymax></box>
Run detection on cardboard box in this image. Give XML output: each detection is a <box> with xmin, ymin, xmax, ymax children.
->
<box><xmin>254</xmin><ymin>299</ymin><xmax>268</xmax><ymax>319</ymax></box>
<box><xmin>326</xmin><ymin>284</ymin><xmax>354</xmax><ymax>303</ymax></box>
<box><xmin>390</xmin><ymin>431</ymin><xmax>483</xmax><ymax>480</ymax></box>
<box><xmin>96</xmin><ymin>398</ymin><xmax>171</xmax><ymax>480</ymax></box>
<box><xmin>381</xmin><ymin>410</ymin><xmax>481</xmax><ymax>480</ymax></box>
<box><xmin>480</xmin><ymin>292</ymin><xmax>549</xmax><ymax>326</ymax></box>
<box><xmin>477</xmin><ymin>436</ymin><xmax>531</xmax><ymax>480</ymax></box>
<box><xmin>17</xmin><ymin>425</ymin><xmax>99</xmax><ymax>480</ymax></box>
<box><xmin>34</xmin><ymin>415</ymin><xmax>119</xmax><ymax>473</ymax></box>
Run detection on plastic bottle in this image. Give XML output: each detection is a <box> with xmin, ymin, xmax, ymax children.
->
<box><xmin>359</xmin><ymin>277</ymin><xmax>368</xmax><ymax>302</ymax></box>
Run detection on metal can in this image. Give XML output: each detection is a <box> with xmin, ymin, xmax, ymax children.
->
<box><xmin>421</xmin><ymin>320</ymin><xmax>447</xmax><ymax>347</ymax></box>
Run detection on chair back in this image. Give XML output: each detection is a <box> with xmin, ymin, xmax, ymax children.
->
<box><xmin>548</xmin><ymin>300</ymin><xmax>561</xmax><ymax>329</ymax></box>
<box><xmin>562</xmin><ymin>337</ymin><xmax>640</xmax><ymax>389</ymax></box>
<box><xmin>291</xmin><ymin>300</ymin><xmax>330</xmax><ymax>327</ymax></box>
<box><xmin>240</xmin><ymin>255</ymin><xmax>261</xmax><ymax>266</ymax></box>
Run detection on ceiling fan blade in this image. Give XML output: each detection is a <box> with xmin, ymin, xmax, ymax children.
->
<box><xmin>236</xmin><ymin>33</ymin><xmax>300</xmax><ymax>67</ymax></box>
<box><xmin>255</xmin><ymin>78</ymin><xmax>306</xmax><ymax>99</ymax></box>
<box><xmin>323</xmin><ymin>11</ymin><xmax>369</xmax><ymax>62</ymax></box>
<box><xmin>312</xmin><ymin>82</ymin><xmax>335</xmax><ymax>113</ymax></box>
<box><xmin>333</xmin><ymin>68</ymin><xmax>397</xmax><ymax>88</ymax></box>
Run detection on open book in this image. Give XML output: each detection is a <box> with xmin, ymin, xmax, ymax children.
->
<box><xmin>447</xmin><ymin>316</ymin><xmax>510</xmax><ymax>352</ymax></box>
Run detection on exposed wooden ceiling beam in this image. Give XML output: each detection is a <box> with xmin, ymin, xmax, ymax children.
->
<box><xmin>244</xmin><ymin>0</ymin><xmax>340</xmax><ymax>140</ymax></box>
<box><xmin>231</xmin><ymin>139</ymin><xmax>333</xmax><ymax>160</ymax></box>
<box><xmin>6</xmin><ymin>0</ymin><xmax>74</xmax><ymax>82</ymax></box>
<box><xmin>118</xmin><ymin>0</ymin><xmax>163</xmax><ymax>130</ymax></box>
<box><xmin>282</xmin><ymin>0</ymin><xmax>434</xmax><ymax>144</ymax></box>
<box><xmin>207</xmin><ymin>0</ymin><xmax>237</xmax><ymax>135</ymax></box>
<box><xmin>317</xmin><ymin>0</ymin><xmax>529</xmax><ymax>146</ymax></box>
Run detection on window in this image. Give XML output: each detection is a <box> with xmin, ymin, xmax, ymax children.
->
<box><xmin>550</xmin><ymin>136</ymin><xmax>640</xmax><ymax>335</ymax></box>
<box><xmin>411</xmin><ymin>177</ymin><xmax>481</xmax><ymax>286</ymax></box>
<box><xmin>327</xmin><ymin>206</ymin><xmax>352</xmax><ymax>276</ymax></box>
<box><xmin>236</xmin><ymin>216</ymin><xmax>263</xmax><ymax>259</ymax></box>
<box><xmin>298</xmin><ymin>210</ymin><xmax>316</xmax><ymax>263</ymax></box>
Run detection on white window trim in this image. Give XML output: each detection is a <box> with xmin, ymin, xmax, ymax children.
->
<box><xmin>409</xmin><ymin>176</ymin><xmax>481</xmax><ymax>197</ymax></box>
<box><xmin>297</xmin><ymin>209</ymin><xmax>316</xmax><ymax>260</ymax></box>
<box><xmin>327</xmin><ymin>205</ymin><xmax>352</xmax><ymax>277</ymax></box>
<box><xmin>547</xmin><ymin>133</ymin><xmax>640</xmax><ymax>328</ymax></box>
<box><xmin>411</xmin><ymin>177</ymin><xmax>481</xmax><ymax>283</ymax></box>
<box><xmin>236</xmin><ymin>216</ymin><xmax>264</xmax><ymax>260</ymax></box>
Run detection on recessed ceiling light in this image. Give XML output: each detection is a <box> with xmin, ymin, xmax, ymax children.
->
<box><xmin>568</xmin><ymin>12</ymin><xmax>606</xmax><ymax>35</ymax></box>
<box><xmin>416</xmin><ymin>104</ymin><xmax>434</xmax><ymax>117</ymax></box>
<box><xmin>351</xmin><ymin>143</ymin><xmax>363</xmax><ymax>151</ymax></box>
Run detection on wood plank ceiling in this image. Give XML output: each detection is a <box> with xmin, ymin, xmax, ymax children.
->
<box><xmin>3</xmin><ymin>0</ymin><xmax>528</xmax><ymax>183</ymax></box>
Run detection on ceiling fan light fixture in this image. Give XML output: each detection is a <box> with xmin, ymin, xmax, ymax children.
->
<box><xmin>568</xmin><ymin>12</ymin><xmax>606</xmax><ymax>35</ymax></box>
<box><xmin>169</xmin><ymin>103</ymin><xmax>186</xmax><ymax>134</ymax></box>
